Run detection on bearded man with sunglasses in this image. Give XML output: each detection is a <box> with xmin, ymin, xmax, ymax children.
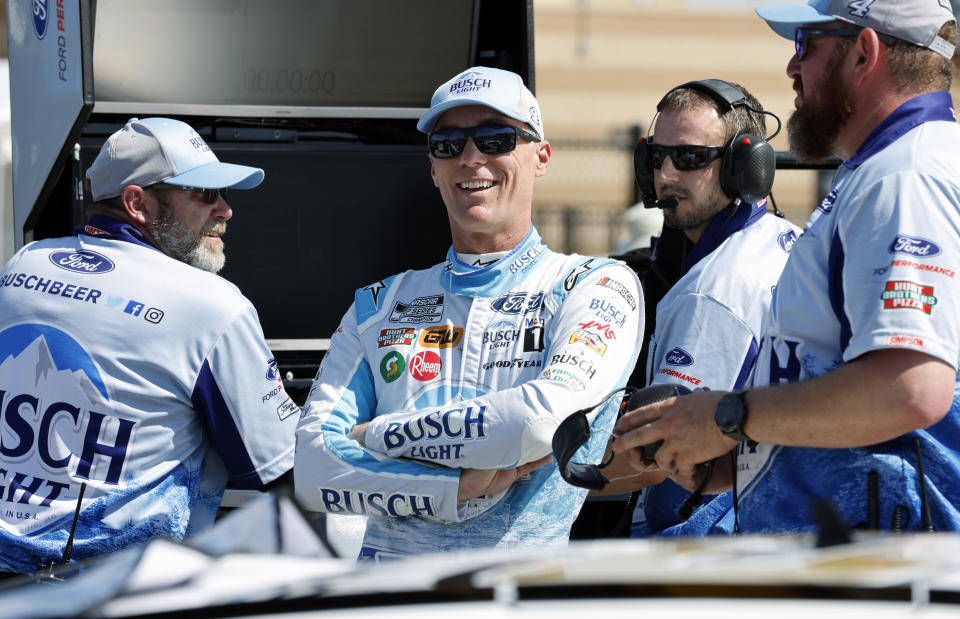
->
<box><xmin>614</xmin><ymin>0</ymin><xmax>960</xmax><ymax>535</ymax></box>
<box><xmin>0</xmin><ymin>117</ymin><xmax>298</xmax><ymax>573</ymax></box>
<box><xmin>295</xmin><ymin>66</ymin><xmax>643</xmax><ymax>560</ymax></box>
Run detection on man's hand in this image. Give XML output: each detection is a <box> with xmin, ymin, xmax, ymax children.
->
<box><xmin>458</xmin><ymin>455</ymin><xmax>553</xmax><ymax>503</ymax></box>
<box><xmin>611</xmin><ymin>389</ymin><xmax>736</xmax><ymax>476</ymax></box>
<box><xmin>347</xmin><ymin>422</ymin><xmax>369</xmax><ymax>447</ymax></box>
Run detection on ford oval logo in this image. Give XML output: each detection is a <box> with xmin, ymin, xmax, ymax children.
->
<box><xmin>33</xmin><ymin>0</ymin><xmax>48</xmax><ymax>40</ymax></box>
<box><xmin>664</xmin><ymin>347</ymin><xmax>694</xmax><ymax>366</ymax></box>
<box><xmin>266</xmin><ymin>357</ymin><xmax>280</xmax><ymax>381</ymax></box>
<box><xmin>48</xmin><ymin>250</ymin><xmax>116</xmax><ymax>274</ymax></box>
<box><xmin>888</xmin><ymin>235</ymin><xmax>941</xmax><ymax>258</ymax></box>
<box><xmin>491</xmin><ymin>291</ymin><xmax>544</xmax><ymax>315</ymax></box>
<box><xmin>778</xmin><ymin>230</ymin><xmax>798</xmax><ymax>253</ymax></box>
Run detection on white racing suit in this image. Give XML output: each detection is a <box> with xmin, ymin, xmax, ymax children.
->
<box><xmin>295</xmin><ymin>227</ymin><xmax>643</xmax><ymax>559</ymax></box>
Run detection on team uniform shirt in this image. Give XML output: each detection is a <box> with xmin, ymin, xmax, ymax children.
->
<box><xmin>742</xmin><ymin>92</ymin><xmax>960</xmax><ymax>532</ymax></box>
<box><xmin>631</xmin><ymin>202</ymin><xmax>800</xmax><ymax>537</ymax></box>
<box><xmin>295</xmin><ymin>227</ymin><xmax>642</xmax><ymax>559</ymax></box>
<box><xmin>0</xmin><ymin>216</ymin><xmax>297</xmax><ymax>573</ymax></box>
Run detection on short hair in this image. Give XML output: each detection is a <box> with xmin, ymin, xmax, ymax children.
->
<box><xmin>656</xmin><ymin>81</ymin><xmax>767</xmax><ymax>145</ymax></box>
<box><xmin>885</xmin><ymin>21</ymin><xmax>957</xmax><ymax>93</ymax></box>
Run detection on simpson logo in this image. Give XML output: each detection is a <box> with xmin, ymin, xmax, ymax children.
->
<box><xmin>881</xmin><ymin>280</ymin><xmax>937</xmax><ymax>314</ymax></box>
<box><xmin>380</xmin><ymin>351</ymin><xmax>405</xmax><ymax>383</ymax></box>
<box><xmin>83</xmin><ymin>225</ymin><xmax>108</xmax><ymax>236</ymax></box>
<box><xmin>596</xmin><ymin>277</ymin><xmax>637</xmax><ymax>311</ymax></box>
<box><xmin>889</xmin><ymin>236</ymin><xmax>941</xmax><ymax>258</ymax></box>
<box><xmin>491</xmin><ymin>291</ymin><xmax>544</xmax><ymax>315</ymax></box>
<box><xmin>570</xmin><ymin>330</ymin><xmax>607</xmax><ymax>356</ymax></box>
<box><xmin>410</xmin><ymin>351</ymin><xmax>442</xmax><ymax>381</ymax></box>
<box><xmin>48</xmin><ymin>250</ymin><xmax>115</xmax><ymax>274</ymax></box>
<box><xmin>390</xmin><ymin>295</ymin><xmax>444</xmax><ymax>324</ymax></box>
<box><xmin>419</xmin><ymin>326</ymin><xmax>463</xmax><ymax>348</ymax></box>
<box><xmin>888</xmin><ymin>335</ymin><xmax>925</xmax><ymax>348</ymax></box>
<box><xmin>378</xmin><ymin>328</ymin><xmax>416</xmax><ymax>348</ymax></box>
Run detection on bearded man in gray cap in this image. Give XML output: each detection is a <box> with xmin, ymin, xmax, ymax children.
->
<box><xmin>613</xmin><ymin>0</ymin><xmax>960</xmax><ymax>534</ymax></box>
<box><xmin>295</xmin><ymin>66</ymin><xmax>643</xmax><ymax>559</ymax></box>
<box><xmin>0</xmin><ymin>118</ymin><xmax>297</xmax><ymax>574</ymax></box>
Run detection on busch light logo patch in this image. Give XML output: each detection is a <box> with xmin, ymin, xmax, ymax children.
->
<box><xmin>778</xmin><ymin>230</ymin><xmax>798</xmax><ymax>253</ymax></box>
<box><xmin>888</xmin><ymin>235</ymin><xmax>941</xmax><ymax>259</ymax></box>
<box><xmin>33</xmin><ymin>0</ymin><xmax>48</xmax><ymax>39</ymax></box>
<box><xmin>817</xmin><ymin>189</ymin><xmax>838</xmax><ymax>214</ymax></box>
<box><xmin>491</xmin><ymin>291</ymin><xmax>544</xmax><ymax>315</ymax></box>
<box><xmin>509</xmin><ymin>246</ymin><xmax>543</xmax><ymax>275</ymax></box>
<box><xmin>664</xmin><ymin>347</ymin><xmax>694</xmax><ymax>366</ymax></box>
<box><xmin>450</xmin><ymin>71</ymin><xmax>492</xmax><ymax>97</ymax></box>
<box><xmin>0</xmin><ymin>323</ymin><xmax>135</xmax><ymax>536</ymax></box>
<box><xmin>48</xmin><ymin>250</ymin><xmax>115</xmax><ymax>274</ymax></box>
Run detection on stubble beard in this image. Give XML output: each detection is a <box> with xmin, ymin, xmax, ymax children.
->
<box><xmin>660</xmin><ymin>184</ymin><xmax>729</xmax><ymax>232</ymax></box>
<box><xmin>150</xmin><ymin>197</ymin><xmax>227</xmax><ymax>273</ymax></box>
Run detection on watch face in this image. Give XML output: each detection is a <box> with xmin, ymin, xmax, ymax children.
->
<box><xmin>715</xmin><ymin>394</ymin><xmax>743</xmax><ymax>432</ymax></box>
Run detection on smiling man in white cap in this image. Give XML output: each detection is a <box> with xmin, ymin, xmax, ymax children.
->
<box><xmin>0</xmin><ymin>118</ymin><xmax>297</xmax><ymax>574</ymax></box>
<box><xmin>612</xmin><ymin>0</ymin><xmax>960</xmax><ymax>534</ymax></box>
<box><xmin>295</xmin><ymin>66</ymin><xmax>643</xmax><ymax>560</ymax></box>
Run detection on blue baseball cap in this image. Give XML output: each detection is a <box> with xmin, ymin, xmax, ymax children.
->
<box><xmin>756</xmin><ymin>0</ymin><xmax>956</xmax><ymax>60</ymax></box>
<box><xmin>86</xmin><ymin>117</ymin><xmax>264</xmax><ymax>201</ymax></box>
<box><xmin>417</xmin><ymin>66</ymin><xmax>544</xmax><ymax>140</ymax></box>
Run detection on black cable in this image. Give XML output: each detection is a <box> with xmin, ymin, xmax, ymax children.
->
<box><xmin>915</xmin><ymin>436</ymin><xmax>935</xmax><ymax>532</ymax></box>
<box><xmin>61</xmin><ymin>482</ymin><xmax>86</xmax><ymax>565</ymax></box>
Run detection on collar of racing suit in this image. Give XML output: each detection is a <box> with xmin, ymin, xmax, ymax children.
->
<box><xmin>75</xmin><ymin>214</ymin><xmax>164</xmax><ymax>253</ymax></box>
<box><xmin>844</xmin><ymin>91</ymin><xmax>955</xmax><ymax>170</ymax></box>
<box><xmin>681</xmin><ymin>200</ymin><xmax>766</xmax><ymax>275</ymax></box>
<box><xmin>441</xmin><ymin>225</ymin><xmax>552</xmax><ymax>297</ymax></box>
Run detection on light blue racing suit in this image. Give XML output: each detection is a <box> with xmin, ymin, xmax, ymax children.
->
<box><xmin>295</xmin><ymin>227</ymin><xmax>643</xmax><ymax>559</ymax></box>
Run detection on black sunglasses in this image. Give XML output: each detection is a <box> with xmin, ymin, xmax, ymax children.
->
<box><xmin>428</xmin><ymin>124</ymin><xmax>540</xmax><ymax>158</ymax></box>
<box><xmin>649</xmin><ymin>143</ymin><xmax>726</xmax><ymax>172</ymax></box>
<box><xmin>794</xmin><ymin>27</ymin><xmax>896</xmax><ymax>60</ymax></box>
<box><xmin>145</xmin><ymin>182</ymin><xmax>229</xmax><ymax>205</ymax></box>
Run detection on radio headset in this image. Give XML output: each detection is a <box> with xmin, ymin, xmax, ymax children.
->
<box><xmin>635</xmin><ymin>79</ymin><xmax>781</xmax><ymax>208</ymax></box>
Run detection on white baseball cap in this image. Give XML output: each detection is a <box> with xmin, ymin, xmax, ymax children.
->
<box><xmin>416</xmin><ymin>66</ymin><xmax>544</xmax><ymax>140</ymax></box>
<box><xmin>756</xmin><ymin>0</ymin><xmax>956</xmax><ymax>60</ymax></box>
<box><xmin>86</xmin><ymin>117</ymin><xmax>264</xmax><ymax>201</ymax></box>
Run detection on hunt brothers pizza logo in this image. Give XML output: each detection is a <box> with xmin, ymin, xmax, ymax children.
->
<box><xmin>881</xmin><ymin>280</ymin><xmax>937</xmax><ymax>314</ymax></box>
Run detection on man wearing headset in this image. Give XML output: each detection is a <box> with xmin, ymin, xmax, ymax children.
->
<box><xmin>596</xmin><ymin>81</ymin><xmax>800</xmax><ymax>537</ymax></box>
<box><xmin>295</xmin><ymin>66</ymin><xmax>643</xmax><ymax>559</ymax></box>
<box><xmin>614</xmin><ymin>0</ymin><xmax>960</xmax><ymax>533</ymax></box>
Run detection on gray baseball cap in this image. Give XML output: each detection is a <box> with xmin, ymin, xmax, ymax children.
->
<box><xmin>756</xmin><ymin>0</ymin><xmax>956</xmax><ymax>60</ymax></box>
<box><xmin>416</xmin><ymin>66</ymin><xmax>544</xmax><ymax>140</ymax></box>
<box><xmin>86</xmin><ymin>117</ymin><xmax>264</xmax><ymax>201</ymax></box>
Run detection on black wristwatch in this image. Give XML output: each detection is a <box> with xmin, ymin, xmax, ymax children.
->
<box><xmin>714</xmin><ymin>389</ymin><xmax>757</xmax><ymax>446</ymax></box>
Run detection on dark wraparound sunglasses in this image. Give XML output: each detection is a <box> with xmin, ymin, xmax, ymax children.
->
<box><xmin>794</xmin><ymin>27</ymin><xmax>896</xmax><ymax>61</ymax></box>
<box><xmin>146</xmin><ymin>182</ymin><xmax>229</xmax><ymax>205</ymax></box>
<box><xmin>428</xmin><ymin>124</ymin><xmax>540</xmax><ymax>158</ymax></box>
<box><xmin>649</xmin><ymin>143</ymin><xmax>726</xmax><ymax>172</ymax></box>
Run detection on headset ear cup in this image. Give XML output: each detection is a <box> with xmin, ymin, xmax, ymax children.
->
<box><xmin>720</xmin><ymin>134</ymin><xmax>776</xmax><ymax>204</ymax></box>
<box><xmin>634</xmin><ymin>140</ymin><xmax>657</xmax><ymax>205</ymax></box>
